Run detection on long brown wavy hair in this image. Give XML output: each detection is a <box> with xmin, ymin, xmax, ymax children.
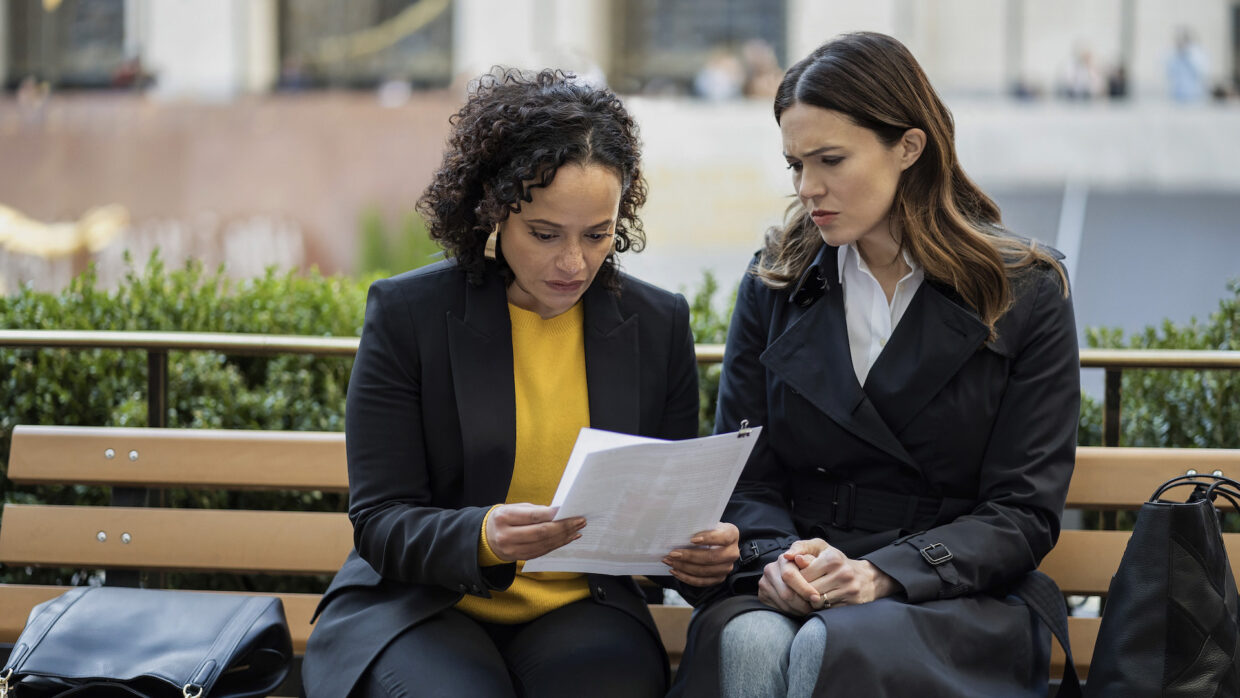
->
<box><xmin>760</xmin><ymin>32</ymin><xmax>1067</xmax><ymax>338</ymax></box>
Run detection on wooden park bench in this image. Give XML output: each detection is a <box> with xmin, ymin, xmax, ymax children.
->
<box><xmin>0</xmin><ymin>425</ymin><xmax>689</xmax><ymax>696</ymax></box>
<box><xmin>1</xmin><ymin>425</ymin><xmax>1238</xmax><ymax>692</ymax></box>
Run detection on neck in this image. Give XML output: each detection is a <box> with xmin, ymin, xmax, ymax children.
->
<box><xmin>854</xmin><ymin>230</ymin><xmax>905</xmax><ymax>272</ymax></box>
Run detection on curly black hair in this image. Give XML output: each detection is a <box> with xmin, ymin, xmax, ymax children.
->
<box><xmin>417</xmin><ymin>68</ymin><xmax>647</xmax><ymax>289</ymax></box>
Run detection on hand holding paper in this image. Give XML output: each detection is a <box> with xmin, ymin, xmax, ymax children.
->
<box><xmin>662</xmin><ymin>521</ymin><xmax>740</xmax><ymax>586</ymax></box>
<box><xmin>484</xmin><ymin>503</ymin><xmax>586</xmax><ymax>562</ymax></box>
<box><xmin>521</xmin><ymin>425</ymin><xmax>760</xmax><ymax>575</ymax></box>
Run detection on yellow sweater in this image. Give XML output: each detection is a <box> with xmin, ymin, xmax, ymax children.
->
<box><xmin>455</xmin><ymin>302</ymin><xmax>591</xmax><ymax>623</ymax></box>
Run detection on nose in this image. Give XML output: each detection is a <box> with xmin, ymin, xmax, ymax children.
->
<box><xmin>797</xmin><ymin>170</ymin><xmax>826</xmax><ymax>203</ymax></box>
<box><xmin>556</xmin><ymin>240</ymin><xmax>585</xmax><ymax>275</ymax></box>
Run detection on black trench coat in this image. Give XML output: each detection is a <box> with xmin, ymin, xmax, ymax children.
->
<box><xmin>671</xmin><ymin>241</ymin><xmax>1079</xmax><ymax>697</ymax></box>
<box><xmin>300</xmin><ymin>259</ymin><xmax>699</xmax><ymax>698</ymax></box>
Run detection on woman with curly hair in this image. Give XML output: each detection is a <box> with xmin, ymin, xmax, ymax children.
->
<box><xmin>301</xmin><ymin>68</ymin><xmax>739</xmax><ymax>698</ymax></box>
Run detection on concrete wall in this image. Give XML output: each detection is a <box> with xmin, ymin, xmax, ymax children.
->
<box><xmin>0</xmin><ymin>92</ymin><xmax>457</xmax><ymax>291</ymax></box>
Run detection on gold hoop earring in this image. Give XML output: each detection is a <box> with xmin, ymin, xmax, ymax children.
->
<box><xmin>484</xmin><ymin>223</ymin><xmax>499</xmax><ymax>260</ymax></box>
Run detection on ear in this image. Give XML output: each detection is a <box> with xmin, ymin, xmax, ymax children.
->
<box><xmin>897</xmin><ymin>128</ymin><xmax>926</xmax><ymax>171</ymax></box>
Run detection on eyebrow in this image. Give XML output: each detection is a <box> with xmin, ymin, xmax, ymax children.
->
<box><xmin>525</xmin><ymin>218</ymin><xmax>614</xmax><ymax>231</ymax></box>
<box><xmin>784</xmin><ymin>145</ymin><xmax>842</xmax><ymax>160</ymax></box>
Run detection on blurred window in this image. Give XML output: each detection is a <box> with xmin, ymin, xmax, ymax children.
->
<box><xmin>610</xmin><ymin>0</ymin><xmax>787</xmax><ymax>95</ymax></box>
<box><xmin>277</xmin><ymin>0</ymin><xmax>453</xmax><ymax>90</ymax></box>
<box><xmin>6</xmin><ymin>0</ymin><xmax>127</xmax><ymax>89</ymax></box>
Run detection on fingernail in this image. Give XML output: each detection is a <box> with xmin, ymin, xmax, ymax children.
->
<box><xmin>572</xmin><ymin>533</ymin><xmax>582</xmax><ymax>541</ymax></box>
<box><xmin>669</xmin><ymin>551</ymin><xmax>683</xmax><ymax>559</ymax></box>
<box><xmin>691</xmin><ymin>537</ymin><xmax>704</xmax><ymax>545</ymax></box>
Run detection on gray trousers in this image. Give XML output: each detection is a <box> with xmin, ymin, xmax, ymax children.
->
<box><xmin>720</xmin><ymin>610</ymin><xmax>827</xmax><ymax>697</ymax></box>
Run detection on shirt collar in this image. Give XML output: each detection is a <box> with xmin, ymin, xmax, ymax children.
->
<box><xmin>837</xmin><ymin>243</ymin><xmax>920</xmax><ymax>282</ymax></box>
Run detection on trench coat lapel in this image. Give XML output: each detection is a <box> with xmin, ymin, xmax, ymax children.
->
<box><xmin>582</xmin><ymin>280</ymin><xmax>640</xmax><ymax>435</ymax></box>
<box><xmin>446</xmin><ymin>271</ymin><xmax>516</xmax><ymax>507</ymax></box>
<box><xmin>760</xmin><ymin>245</ymin><xmax>917</xmax><ymax>471</ymax></box>
<box><xmin>863</xmin><ymin>281</ymin><xmax>989</xmax><ymax>435</ymax></box>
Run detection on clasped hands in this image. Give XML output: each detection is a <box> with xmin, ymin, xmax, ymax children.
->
<box><xmin>485</xmin><ymin>503</ymin><xmax>740</xmax><ymax>586</ymax></box>
<box><xmin>757</xmin><ymin>538</ymin><xmax>898</xmax><ymax>615</ymax></box>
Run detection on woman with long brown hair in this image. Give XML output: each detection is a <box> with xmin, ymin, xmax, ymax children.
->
<box><xmin>671</xmin><ymin>32</ymin><xmax>1079</xmax><ymax>697</ymax></box>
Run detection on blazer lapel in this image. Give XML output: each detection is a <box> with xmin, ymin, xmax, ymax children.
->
<box><xmin>583</xmin><ymin>281</ymin><xmax>640</xmax><ymax>434</ymax></box>
<box><xmin>760</xmin><ymin>245</ymin><xmax>917</xmax><ymax>470</ymax></box>
<box><xmin>864</xmin><ymin>281</ymin><xmax>989</xmax><ymax>435</ymax></box>
<box><xmin>446</xmin><ymin>271</ymin><xmax>517</xmax><ymax>507</ymax></box>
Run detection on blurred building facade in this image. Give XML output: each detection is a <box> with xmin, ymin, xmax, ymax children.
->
<box><xmin>5</xmin><ymin>0</ymin><xmax>1236</xmax><ymax>100</ymax></box>
<box><xmin>2</xmin><ymin>0</ymin><xmax>1239</xmax><ymax>349</ymax></box>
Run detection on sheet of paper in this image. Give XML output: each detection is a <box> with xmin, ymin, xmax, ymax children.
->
<box><xmin>522</xmin><ymin>426</ymin><xmax>761</xmax><ymax>575</ymax></box>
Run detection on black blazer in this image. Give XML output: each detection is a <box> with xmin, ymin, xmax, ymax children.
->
<box><xmin>302</xmin><ymin>259</ymin><xmax>699</xmax><ymax>698</ymax></box>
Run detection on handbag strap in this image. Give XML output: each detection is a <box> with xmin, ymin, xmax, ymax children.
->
<box><xmin>0</xmin><ymin>587</ymin><xmax>91</xmax><ymax>698</ymax></box>
<box><xmin>1153</xmin><ymin>473</ymin><xmax>1240</xmax><ymax>502</ymax></box>
<box><xmin>1014</xmin><ymin>570</ymin><xmax>1082</xmax><ymax>696</ymax></box>
<box><xmin>1203</xmin><ymin>479</ymin><xmax>1240</xmax><ymax>512</ymax></box>
<box><xmin>183</xmin><ymin>595</ymin><xmax>277</xmax><ymax>696</ymax></box>
<box><xmin>1</xmin><ymin>587</ymin><xmax>90</xmax><ymax>673</ymax></box>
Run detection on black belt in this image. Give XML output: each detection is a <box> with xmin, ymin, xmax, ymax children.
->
<box><xmin>793</xmin><ymin>478</ymin><xmax>974</xmax><ymax>533</ymax></box>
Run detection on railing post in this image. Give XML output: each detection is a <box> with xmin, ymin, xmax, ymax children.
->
<box><xmin>1101</xmin><ymin>368</ymin><xmax>1123</xmax><ymax>532</ymax></box>
<box><xmin>106</xmin><ymin>350</ymin><xmax>168</xmax><ymax>588</ymax></box>
<box><xmin>147</xmin><ymin>350</ymin><xmax>168</xmax><ymax>428</ymax></box>
<box><xmin>1103</xmin><ymin>368</ymin><xmax>1122</xmax><ymax>448</ymax></box>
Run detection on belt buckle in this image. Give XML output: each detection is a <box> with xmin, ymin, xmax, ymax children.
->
<box><xmin>739</xmin><ymin>540</ymin><xmax>761</xmax><ymax>565</ymax></box>
<box><xmin>830</xmin><ymin>482</ymin><xmax>856</xmax><ymax>530</ymax></box>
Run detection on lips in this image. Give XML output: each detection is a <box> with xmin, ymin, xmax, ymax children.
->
<box><xmin>810</xmin><ymin>209</ymin><xmax>839</xmax><ymax>226</ymax></box>
<box><xmin>547</xmin><ymin>280</ymin><xmax>584</xmax><ymax>293</ymax></box>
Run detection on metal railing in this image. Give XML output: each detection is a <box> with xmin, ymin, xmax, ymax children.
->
<box><xmin>3</xmin><ymin>330</ymin><xmax>1239</xmax><ymax>447</ymax></box>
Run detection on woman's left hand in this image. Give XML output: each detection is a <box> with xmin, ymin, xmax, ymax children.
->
<box><xmin>785</xmin><ymin>543</ymin><xmax>899</xmax><ymax>609</ymax></box>
<box><xmin>663</xmin><ymin>522</ymin><xmax>740</xmax><ymax>587</ymax></box>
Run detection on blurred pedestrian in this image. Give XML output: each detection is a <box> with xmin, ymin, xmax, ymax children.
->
<box><xmin>1167</xmin><ymin>27</ymin><xmax>1210</xmax><ymax>103</ymax></box>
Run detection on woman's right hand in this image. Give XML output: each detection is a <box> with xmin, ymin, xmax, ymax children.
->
<box><xmin>484</xmin><ymin>503</ymin><xmax>586</xmax><ymax>562</ymax></box>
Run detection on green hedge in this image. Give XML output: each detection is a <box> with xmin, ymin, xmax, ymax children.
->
<box><xmin>1079</xmin><ymin>279</ymin><xmax>1240</xmax><ymax>449</ymax></box>
<box><xmin>0</xmin><ymin>255</ymin><xmax>370</xmax><ymax>590</ymax></box>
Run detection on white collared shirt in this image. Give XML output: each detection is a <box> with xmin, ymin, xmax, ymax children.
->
<box><xmin>837</xmin><ymin>243</ymin><xmax>925</xmax><ymax>385</ymax></box>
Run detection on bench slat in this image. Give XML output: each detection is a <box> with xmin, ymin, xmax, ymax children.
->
<box><xmin>1051</xmin><ymin>617</ymin><xmax>1100</xmax><ymax>679</ymax></box>
<box><xmin>8</xmin><ymin>425</ymin><xmax>347</xmax><ymax>492</ymax></box>
<box><xmin>0</xmin><ymin>584</ymin><xmax>68</xmax><ymax>643</ymax></box>
<box><xmin>0</xmin><ymin>505</ymin><xmax>352</xmax><ymax>575</ymax></box>
<box><xmin>1040</xmin><ymin>529</ymin><xmax>1240</xmax><ymax>595</ymax></box>
<box><xmin>1069</xmin><ymin>447</ymin><xmax>1240</xmax><ymax>509</ymax></box>
<box><xmin>648</xmin><ymin>604</ymin><xmax>691</xmax><ymax>663</ymax></box>
<box><xmin>0</xmin><ymin>584</ymin><xmax>320</xmax><ymax>654</ymax></box>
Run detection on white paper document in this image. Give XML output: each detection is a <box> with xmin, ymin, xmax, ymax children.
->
<box><xmin>522</xmin><ymin>426</ymin><xmax>761</xmax><ymax>575</ymax></box>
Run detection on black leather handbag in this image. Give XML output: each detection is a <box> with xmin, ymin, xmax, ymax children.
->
<box><xmin>0</xmin><ymin>586</ymin><xmax>292</xmax><ymax>697</ymax></box>
<box><xmin>1084</xmin><ymin>474</ymin><xmax>1240</xmax><ymax>697</ymax></box>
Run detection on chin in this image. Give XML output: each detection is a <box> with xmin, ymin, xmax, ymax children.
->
<box><xmin>818</xmin><ymin>229</ymin><xmax>851</xmax><ymax>247</ymax></box>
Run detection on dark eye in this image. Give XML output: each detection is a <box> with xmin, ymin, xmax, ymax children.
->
<box><xmin>822</xmin><ymin>157</ymin><xmax>844</xmax><ymax>166</ymax></box>
<box><xmin>585</xmin><ymin>232</ymin><xmax>612</xmax><ymax>242</ymax></box>
<box><xmin>529</xmin><ymin>229</ymin><xmax>556</xmax><ymax>241</ymax></box>
<box><xmin>786</xmin><ymin>161</ymin><xmax>803</xmax><ymax>172</ymax></box>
